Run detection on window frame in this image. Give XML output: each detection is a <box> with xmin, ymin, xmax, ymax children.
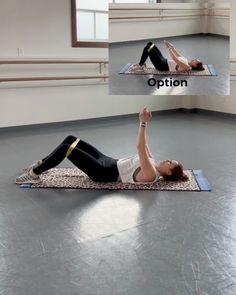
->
<box><xmin>71</xmin><ymin>0</ymin><xmax>108</xmax><ymax>48</ymax></box>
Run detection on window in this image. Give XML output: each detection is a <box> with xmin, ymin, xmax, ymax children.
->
<box><xmin>71</xmin><ymin>0</ymin><xmax>108</xmax><ymax>48</ymax></box>
<box><xmin>71</xmin><ymin>0</ymin><xmax>162</xmax><ymax>48</ymax></box>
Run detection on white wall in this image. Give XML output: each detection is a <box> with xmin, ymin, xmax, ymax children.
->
<box><xmin>110</xmin><ymin>18</ymin><xmax>203</xmax><ymax>43</ymax></box>
<box><xmin>207</xmin><ymin>1</ymin><xmax>230</xmax><ymax>35</ymax></box>
<box><xmin>0</xmin><ymin>0</ymin><xmax>106</xmax><ymax>58</ymax></box>
<box><xmin>194</xmin><ymin>82</ymin><xmax>236</xmax><ymax>114</ymax></box>
<box><xmin>110</xmin><ymin>3</ymin><xmax>205</xmax><ymax>42</ymax></box>
<box><xmin>229</xmin><ymin>0</ymin><xmax>235</xmax><ymax>57</ymax></box>
<box><xmin>109</xmin><ymin>2</ymin><xmax>229</xmax><ymax>43</ymax></box>
<box><xmin>0</xmin><ymin>84</ymin><xmax>182</xmax><ymax>127</ymax></box>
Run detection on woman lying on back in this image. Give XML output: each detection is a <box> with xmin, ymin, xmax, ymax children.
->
<box><xmin>15</xmin><ymin>107</ymin><xmax>188</xmax><ymax>184</ymax></box>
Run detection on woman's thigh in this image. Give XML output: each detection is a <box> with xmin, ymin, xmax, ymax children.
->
<box><xmin>76</xmin><ymin>140</ymin><xmax>105</xmax><ymax>159</ymax></box>
<box><xmin>68</xmin><ymin>148</ymin><xmax>119</xmax><ymax>182</ymax></box>
<box><xmin>149</xmin><ymin>45</ymin><xmax>169</xmax><ymax>71</ymax></box>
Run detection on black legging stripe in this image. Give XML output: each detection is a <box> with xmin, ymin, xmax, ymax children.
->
<box><xmin>139</xmin><ymin>42</ymin><xmax>169</xmax><ymax>71</ymax></box>
<box><xmin>33</xmin><ymin>136</ymin><xmax>119</xmax><ymax>182</ymax></box>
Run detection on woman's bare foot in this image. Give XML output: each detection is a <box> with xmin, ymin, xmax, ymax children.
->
<box><xmin>130</xmin><ymin>64</ymin><xmax>146</xmax><ymax>72</ymax></box>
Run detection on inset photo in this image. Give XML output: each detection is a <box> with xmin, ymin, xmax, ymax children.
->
<box><xmin>109</xmin><ymin>0</ymin><xmax>230</xmax><ymax>95</ymax></box>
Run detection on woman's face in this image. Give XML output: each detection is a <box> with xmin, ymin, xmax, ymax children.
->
<box><xmin>189</xmin><ymin>59</ymin><xmax>201</xmax><ymax>67</ymax></box>
<box><xmin>157</xmin><ymin>160</ymin><xmax>178</xmax><ymax>176</ymax></box>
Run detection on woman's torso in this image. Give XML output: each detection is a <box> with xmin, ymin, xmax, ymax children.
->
<box><xmin>167</xmin><ymin>59</ymin><xmax>177</xmax><ymax>71</ymax></box>
<box><xmin>117</xmin><ymin>155</ymin><xmax>159</xmax><ymax>184</ymax></box>
<box><xmin>167</xmin><ymin>56</ymin><xmax>189</xmax><ymax>72</ymax></box>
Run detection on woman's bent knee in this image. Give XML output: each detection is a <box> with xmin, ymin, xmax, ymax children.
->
<box><xmin>63</xmin><ymin>135</ymin><xmax>77</xmax><ymax>144</ymax></box>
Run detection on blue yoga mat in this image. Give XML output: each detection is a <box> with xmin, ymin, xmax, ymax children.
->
<box><xmin>193</xmin><ymin>170</ymin><xmax>211</xmax><ymax>191</ymax></box>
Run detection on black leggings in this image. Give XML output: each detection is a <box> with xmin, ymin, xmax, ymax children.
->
<box><xmin>33</xmin><ymin>135</ymin><xmax>119</xmax><ymax>182</ymax></box>
<box><xmin>139</xmin><ymin>42</ymin><xmax>169</xmax><ymax>71</ymax></box>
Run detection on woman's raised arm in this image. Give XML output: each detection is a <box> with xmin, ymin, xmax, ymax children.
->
<box><xmin>136</xmin><ymin>108</ymin><xmax>156</xmax><ymax>182</ymax></box>
<box><xmin>168</xmin><ymin>48</ymin><xmax>191</xmax><ymax>71</ymax></box>
<box><xmin>164</xmin><ymin>40</ymin><xmax>182</xmax><ymax>57</ymax></box>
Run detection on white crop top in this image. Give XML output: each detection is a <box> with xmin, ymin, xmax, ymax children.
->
<box><xmin>167</xmin><ymin>56</ymin><xmax>189</xmax><ymax>72</ymax></box>
<box><xmin>117</xmin><ymin>155</ymin><xmax>159</xmax><ymax>184</ymax></box>
<box><xmin>167</xmin><ymin>59</ymin><xmax>177</xmax><ymax>72</ymax></box>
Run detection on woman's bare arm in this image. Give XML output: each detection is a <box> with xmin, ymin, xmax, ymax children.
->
<box><xmin>164</xmin><ymin>40</ymin><xmax>183</xmax><ymax>57</ymax></box>
<box><xmin>169</xmin><ymin>46</ymin><xmax>182</xmax><ymax>57</ymax></box>
<box><xmin>137</xmin><ymin>109</ymin><xmax>156</xmax><ymax>182</ymax></box>
<box><xmin>146</xmin><ymin>144</ymin><xmax>153</xmax><ymax>158</ymax></box>
<box><xmin>168</xmin><ymin>48</ymin><xmax>191</xmax><ymax>71</ymax></box>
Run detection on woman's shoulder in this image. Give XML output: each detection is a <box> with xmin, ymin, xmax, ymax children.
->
<box><xmin>178</xmin><ymin>56</ymin><xmax>191</xmax><ymax>70</ymax></box>
<box><xmin>177</xmin><ymin>64</ymin><xmax>191</xmax><ymax>72</ymax></box>
<box><xmin>178</xmin><ymin>56</ymin><xmax>188</xmax><ymax>62</ymax></box>
<box><xmin>134</xmin><ymin>169</ymin><xmax>159</xmax><ymax>183</ymax></box>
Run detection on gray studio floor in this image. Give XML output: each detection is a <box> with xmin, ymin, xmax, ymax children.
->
<box><xmin>109</xmin><ymin>35</ymin><xmax>230</xmax><ymax>95</ymax></box>
<box><xmin>1</xmin><ymin>111</ymin><xmax>236</xmax><ymax>295</ymax></box>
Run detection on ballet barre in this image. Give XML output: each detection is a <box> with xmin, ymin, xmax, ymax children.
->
<box><xmin>0</xmin><ymin>75</ymin><xmax>109</xmax><ymax>82</ymax></box>
<box><xmin>0</xmin><ymin>58</ymin><xmax>109</xmax><ymax>83</ymax></box>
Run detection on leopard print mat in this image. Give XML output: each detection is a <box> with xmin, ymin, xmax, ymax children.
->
<box><xmin>27</xmin><ymin>168</ymin><xmax>201</xmax><ymax>191</ymax></box>
<box><xmin>120</xmin><ymin>63</ymin><xmax>216</xmax><ymax>76</ymax></box>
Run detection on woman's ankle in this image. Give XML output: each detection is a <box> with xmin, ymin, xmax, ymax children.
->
<box><xmin>30</xmin><ymin>169</ymin><xmax>40</xmax><ymax>177</ymax></box>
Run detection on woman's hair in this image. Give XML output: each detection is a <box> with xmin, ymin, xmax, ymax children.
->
<box><xmin>163</xmin><ymin>162</ymin><xmax>188</xmax><ymax>181</ymax></box>
<box><xmin>191</xmin><ymin>61</ymin><xmax>205</xmax><ymax>71</ymax></box>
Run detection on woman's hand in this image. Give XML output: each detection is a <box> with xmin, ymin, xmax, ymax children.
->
<box><xmin>164</xmin><ymin>40</ymin><xmax>173</xmax><ymax>49</ymax></box>
<box><xmin>139</xmin><ymin>107</ymin><xmax>152</xmax><ymax>123</ymax></box>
